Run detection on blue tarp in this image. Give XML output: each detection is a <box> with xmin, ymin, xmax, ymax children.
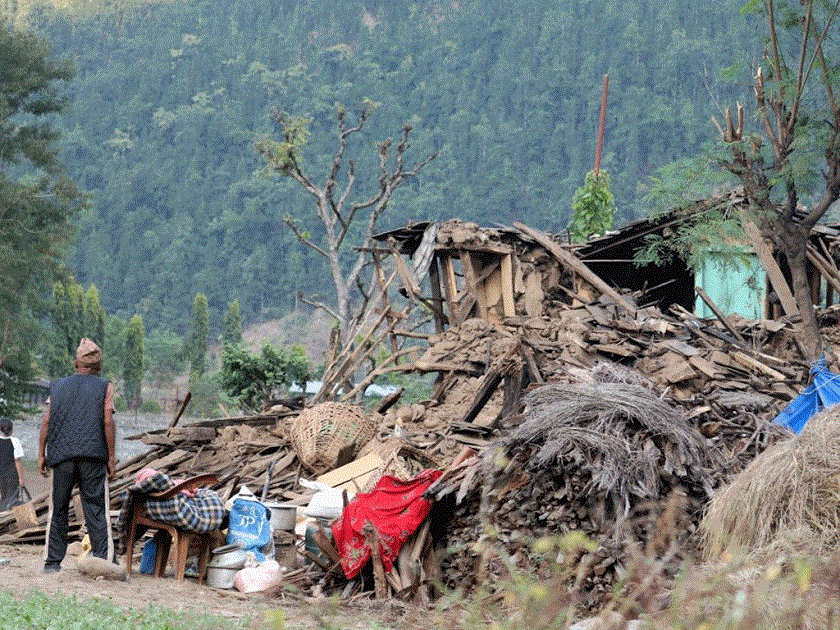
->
<box><xmin>774</xmin><ymin>355</ymin><xmax>840</xmax><ymax>433</ymax></box>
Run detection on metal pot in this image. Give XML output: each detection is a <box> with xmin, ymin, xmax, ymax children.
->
<box><xmin>264</xmin><ymin>502</ymin><xmax>296</xmax><ymax>531</ymax></box>
<box><xmin>206</xmin><ymin>544</ymin><xmax>247</xmax><ymax>589</ymax></box>
<box><xmin>206</xmin><ymin>566</ymin><xmax>239</xmax><ymax>589</ymax></box>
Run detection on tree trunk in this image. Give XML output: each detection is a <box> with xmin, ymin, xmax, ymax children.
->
<box><xmin>776</xmin><ymin>226</ymin><xmax>822</xmax><ymax>360</ymax></box>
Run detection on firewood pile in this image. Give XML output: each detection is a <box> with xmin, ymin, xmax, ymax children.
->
<box><xmin>426</xmin><ymin>372</ymin><xmax>728</xmax><ymax>612</ymax></box>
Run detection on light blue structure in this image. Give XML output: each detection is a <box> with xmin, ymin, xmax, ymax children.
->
<box><xmin>694</xmin><ymin>247</ymin><xmax>763</xmax><ymax>320</ymax></box>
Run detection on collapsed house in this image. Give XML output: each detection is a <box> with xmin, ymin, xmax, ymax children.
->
<box><xmin>4</xmin><ymin>204</ymin><xmax>840</xmax><ymax>613</ymax></box>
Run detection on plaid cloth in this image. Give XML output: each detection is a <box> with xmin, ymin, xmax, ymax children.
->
<box><xmin>117</xmin><ymin>471</ymin><xmax>225</xmax><ymax>554</ymax></box>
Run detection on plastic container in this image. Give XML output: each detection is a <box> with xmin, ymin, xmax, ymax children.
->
<box><xmin>139</xmin><ymin>538</ymin><xmax>157</xmax><ymax>575</ymax></box>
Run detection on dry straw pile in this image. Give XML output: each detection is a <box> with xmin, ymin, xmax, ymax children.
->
<box><xmin>512</xmin><ymin>378</ymin><xmax>712</xmax><ymax>501</ymax></box>
<box><xmin>701</xmin><ymin>405</ymin><xmax>840</xmax><ymax>560</ymax></box>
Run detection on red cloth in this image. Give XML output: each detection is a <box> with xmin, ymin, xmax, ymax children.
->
<box><xmin>332</xmin><ymin>469</ymin><xmax>443</xmax><ymax>579</ymax></box>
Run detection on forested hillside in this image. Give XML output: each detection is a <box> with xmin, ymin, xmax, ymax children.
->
<box><xmin>11</xmin><ymin>0</ymin><xmax>757</xmax><ymax>334</ymax></box>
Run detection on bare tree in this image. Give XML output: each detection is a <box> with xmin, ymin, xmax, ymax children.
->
<box><xmin>255</xmin><ymin>104</ymin><xmax>436</xmax><ymax>394</ymax></box>
<box><xmin>714</xmin><ymin>0</ymin><xmax>840</xmax><ymax>359</ymax></box>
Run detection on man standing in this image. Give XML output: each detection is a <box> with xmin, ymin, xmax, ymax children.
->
<box><xmin>39</xmin><ymin>338</ymin><xmax>116</xmax><ymax>573</ymax></box>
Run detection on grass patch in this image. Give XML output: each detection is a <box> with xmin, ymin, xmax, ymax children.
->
<box><xmin>0</xmin><ymin>590</ymin><xmax>258</xmax><ymax>630</ymax></box>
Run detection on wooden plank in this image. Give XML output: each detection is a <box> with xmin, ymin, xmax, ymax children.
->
<box><xmin>594</xmin><ymin>343</ymin><xmax>635</xmax><ymax>357</ymax></box>
<box><xmin>363</xmin><ymin>522</ymin><xmax>388</xmax><ymax>599</ymax></box>
<box><xmin>731</xmin><ymin>351</ymin><xmax>786</xmax><ymax>380</ymax></box>
<box><xmin>584</xmin><ymin>304</ymin><xmax>611</xmax><ymax>327</ymax></box>
<box><xmin>428</xmin><ymin>255</ymin><xmax>446</xmax><ymax>333</ymax></box>
<box><xmin>710</xmin><ymin>350</ymin><xmax>735</xmax><ymax>368</ymax></box>
<box><xmin>440</xmin><ymin>254</ymin><xmax>466</xmax><ymax>326</ymax></box>
<box><xmin>662</xmin><ymin>339</ymin><xmax>700</xmax><ymax>357</ymax></box>
<box><xmin>689</xmin><ymin>355</ymin><xmax>720</xmax><ymax>378</ymax></box>
<box><xmin>460</xmin><ymin>250</ymin><xmax>487</xmax><ymax>319</ymax></box>
<box><xmin>658</xmin><ymin>361</ymin><xmax>697</xmax><ymax>384</ymax></box>
<box><xmin>739</xmin><ymin>214</ymin><xmax>798</xmax><ymax>317</ymax></box>
<box><xmin>514</xmin><ymin>222</ymin><xmax>638</xmax><ymax>315</ymax></box>
<box><xmin>695</xmin><ymin>286</ymin><xmax>747</xmax><ymax>344</ymax></box>
<box><xmin>393</xmin><ymin>252</ymin><xmax>421</xmax><ymax>297</ymax></box>
<box><xmin>524</xmin><ymin>271</ymin><xmax>543</xmax><ymax>317</ymax></box>
<box><xmin>500</xmin><ymin>254</ymin><xmax>516</xmax><ymax>317</ymax></box>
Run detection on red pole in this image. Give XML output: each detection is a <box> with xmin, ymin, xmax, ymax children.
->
<box><xmin>594</xmin><ymin>74</ymin><xmax>609</xmax><ymax>174</ymax></box>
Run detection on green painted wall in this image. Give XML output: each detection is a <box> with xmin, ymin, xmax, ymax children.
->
<box><xmin>695</xmin><ymin>249</ymin><xmax>763</xmax><ymax>319</ymax></box>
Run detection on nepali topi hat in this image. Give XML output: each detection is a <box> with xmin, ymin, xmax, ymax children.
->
<box><xmin>76</xmin><ymin>338</ymin><xmax>102</xmax><ymax>366</ymax></box>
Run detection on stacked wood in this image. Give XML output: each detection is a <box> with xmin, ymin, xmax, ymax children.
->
<box><xmin>427</xmin><ymin>376</ymin><xmax>785</xmax><ymax>614</ymax></box>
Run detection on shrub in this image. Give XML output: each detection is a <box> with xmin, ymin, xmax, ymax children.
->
<box><xmin>138</xmin><ymin>399</ymin><xmax>162</xmax><ymax>413</ymax></box>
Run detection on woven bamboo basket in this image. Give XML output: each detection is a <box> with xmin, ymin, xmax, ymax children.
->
<box><xmin>291</xmin><ymin>402</ymin><xmax>378</xmax><ymax>469</ymax></box>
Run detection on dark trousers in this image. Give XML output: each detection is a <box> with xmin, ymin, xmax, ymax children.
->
<box><xmin>45</xmin><ymin>458</ymin><xmax>109</xmax><ymax>566</ymax></box>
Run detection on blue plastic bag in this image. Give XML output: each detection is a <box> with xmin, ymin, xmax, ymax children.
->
<box><xmin>226</xmin><ymin>498</ymin><xmax>272</xmax><ymax>561</ymax></box>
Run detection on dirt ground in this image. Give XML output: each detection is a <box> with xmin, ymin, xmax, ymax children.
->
<box><xmin>4</xmin><ymin>470</ymin><xmax>422</xmax><ymax>630</ymax></box>
<box><xmin>0</xmin><ymin>540</ymin><xmax>425</xmax><ymax>630</ymax></box>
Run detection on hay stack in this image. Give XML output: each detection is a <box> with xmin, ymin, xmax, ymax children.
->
<box><xmin>701</xmin><ymin>405</ymin><xmax>840</xmax><ymax>560</ymax></box>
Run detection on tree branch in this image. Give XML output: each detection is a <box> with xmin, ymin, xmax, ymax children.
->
<box><xmin>297</xmin><ymin>292</ymin><xmax>340</xmax><ymax>322</ymax></box>
<box><xmin>284</xmin><ymin>217</ymin><xmax>329</xmax><ymax>258</ymax></box>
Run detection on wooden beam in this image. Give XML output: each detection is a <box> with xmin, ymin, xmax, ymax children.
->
<box><xmin>428</xmin><ymin>254</ymin><xmax>446</xmax><ymax>333</ymax></box>
<box><xmin>739</xmin><ymin>214</ymin><xmax>799</xmax><ymax>317</ymax></box>
<box><xmin>694</xmin><ymin>286</ymin><xmax>746</xmax><ymax>344</ymax></box>
<box><xmin>513</xmin><ymin>222</ymin><xmax>638</xmax><ymax>315</ymax></box>
<box><xmin>500</xmin><ymin>254</ymin><xmax>516</xmax><ymax>317</ymax></box>
<box><xmin>460</xmin><ymin>250</ymin><xmax>488</xmax><ymax>319</ymax></box>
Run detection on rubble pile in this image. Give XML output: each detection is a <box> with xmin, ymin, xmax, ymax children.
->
<box><xmin>2</xmin><ymin>216</ymin><xmax>828</xmax><ymax>613</ymax></box>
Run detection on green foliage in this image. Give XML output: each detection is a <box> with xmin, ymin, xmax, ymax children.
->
<box><xmin>144</xmin><ymin>328</ymin><xmax>185</xmax><ymax>386</ymax></box>
<box><xmin>138</xmin><ymin>398</ymin><xmax>161</xmax><ymax>413</ymax></box>
<box><xmin>48</xmin><ymin>280</ymin><xmax>110</xmax><ymax>378</ymax></box>
<box><xmin>0</xmin><ymin>22</ymin><xmax>80</xmax><ymax>379</ymax></box>
<box><xmin>634</xmin><ymin>202</ymin><xmax>745</xmax><ymax>272</ymax></box>
<box><xmin>568</xmin><ymin>171</ymin><xmax>615</xmax><ymax>241</ymax></box>
<box><xmin>643</xmin><ymin>156</ymin><xmax>734</xmax><ymax>216</ymax></box>
<box><xmin>187</xmin><ymin>293</ymin><xmax>209</xmax><ymax>377</ymax></box>
<box><xmin>83</xmin><ymin>285</ymin><xmax>105</xmax><ymax>347</ymax></box>
<box><xmin>1</xmin><ymin>0</ymin><xmax>758</xmax><ymax>337</ymax></box>
<box><xmin>0</xmin><ymin>589</ymin><xmax>248</xmax><ymax>629</ymax></box>
<box><xmin>220</xmin><ymin>343</ymin><xmax>312</xmax><ymax>412</ymax></box>
<box><xmin>123</xmin><ymin>314</ymin><xmax>145</xmax><ymax>409</ymax></box>
<box><xmin>222</xmin><ymin>299</ymin><xmax>243</xmax><ymax>347</ymax></box>
<box><xmin>568</xmin><ymin>170</ymin><xmax>615</xmax><ymax>242</ymax></box>
<box><xmin>102</xmin><ymin>314</ymin><xmax>126</xmax><ymax>381</ymax></box>
<box><xmin>254</xmin><ymin>113</ymin><xmax>312</xmax><ymax>176</ymax></box>
<box><xmin>186</xmin><ymin>372</ymin><xmax>227</xmax><ymax>418</ymax></box>
<box><xmin>0</xmin><ymin>354</ymin><xmax>37</xmax><ymax>418</ymax></box>
<box><xmin>113</xmin><ymin>395</ymin><xmax>128</xmax><ymax>412</ymax></box>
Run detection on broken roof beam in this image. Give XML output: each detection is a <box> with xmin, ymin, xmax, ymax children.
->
<box><xmin>513</xmin><ymin>222</ymin><xmax>638</xmax><ymax>316</ymax></box>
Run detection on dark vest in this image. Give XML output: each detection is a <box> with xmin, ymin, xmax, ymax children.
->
<box><xmin>47</xmin><ymin>373</ymin><xmax>109</xmax><ymax>466</ymax></box>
